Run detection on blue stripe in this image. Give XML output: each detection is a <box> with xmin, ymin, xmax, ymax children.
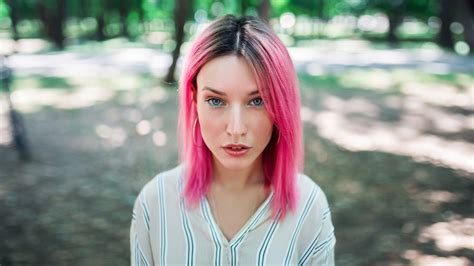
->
<box><xmin>298</xmin><ymin>229</ymin><xmax>334</xmax><ymax>265</ymax></box>
<box><xmin>158</xmin><ymin>174</ymin><xmax>167</xmax><ymax>265</ymax></box>
<box><xmin>312</xmin><ymin>229</ymin><xmax>335</xmax><ymax>255</ymax></box>
<box><xmin>322</xmin><ymin>207</ymin><xmax>330</xmax><ymax>220</ymax></box>
<box><xmin>179</xmin><ymin>175</ymin><xmax>195</xmax><ymax>266</ymax></box>
<box><xmin>257</xmin><ymin>209</ymin><xmax>282</xmax><ymax>266</ymax></box>
<box><xmin>134</xmin><ymin>233</ymin><xmax>150</xmax><ymax>266</ymax></box>
<box><xmin>201</xmin><ymin>199</ymin><xmax>223</xmax><ymax>266</ymax></box>
<box><xmin>140</xmin><ymin>193</ymin><xmax>151</xmax><ymax>232</ymax></box>
<box><xmin>140</xmin><ymin>248</ymin><xmax>150</xmax><ymax>266</ymax></box>
<box><xmin>323</xmin><ymin>243</ymin><xmax>330</xmax><ymax>266</ymax></box>
<box><xmin>230</xmin><ymin>193</ymin><xmax>274</xmax><ymax>266</ymax></box>
<box><xmin>134</xmin><ymin>234</ymin><xmax>138</xmax><ymax>266</ymax></box>
<box><xmin>298</xmin><ymin>229</ymin><xmax>322</xmax><ymax>265</ymax></box>
<box><xmin>284</xmin><ymin>186</ymin><xmax>319</xmax><ymax>265</ymax></box>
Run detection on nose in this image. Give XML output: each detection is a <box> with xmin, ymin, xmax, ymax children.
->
<box><xmin>226</xmin><ymin>104</ymin><xmax>247</xmax><ymax>141</ymax></box>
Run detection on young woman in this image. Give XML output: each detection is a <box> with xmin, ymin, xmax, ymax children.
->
<box><xmin>131</xmin><ymin>15</ymin><xmax>336</xmax><ymax>265</ymax></box>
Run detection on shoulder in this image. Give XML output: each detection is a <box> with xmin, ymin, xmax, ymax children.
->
<box><xmin>135</xmin><ymin>164</ymin><xmax>184</xmax><ymax>205</ymax></box>
<box><xmin>295</xmin><ymin>173</ymin><xmax>332</xmax><ymax>222</ymax></box>
<box><xmin>294</xmin><ymin>174</ymin><xmax>336</xmax><ymax>262</ymax></box>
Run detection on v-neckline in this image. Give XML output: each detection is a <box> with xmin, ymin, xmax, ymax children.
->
<box><xmin>202</xmin><ymin>190</ymin><xmax>274</xmax><ymax>246</ymax></box>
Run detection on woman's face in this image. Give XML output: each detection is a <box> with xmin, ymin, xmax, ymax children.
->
<box><xmin>196</xmin><ymin>55</ymin><xmax>273</xmax><ymax>172</ymax></box>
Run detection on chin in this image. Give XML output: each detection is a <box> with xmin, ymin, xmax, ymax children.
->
<box><xmin>216</xmin><ymin>156</ymin><xmax>255</xmax><ymax>171</ymax></box>
<box><xmin>222</xmin><ymin>160</ymin><xmax>250</xmax><ymax>170</ymax></box>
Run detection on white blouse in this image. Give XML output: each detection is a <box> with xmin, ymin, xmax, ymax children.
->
<box><xmin>130</xmin><ymin>165</ymin><xmax>336</xmax><ymax>265</ymax></box>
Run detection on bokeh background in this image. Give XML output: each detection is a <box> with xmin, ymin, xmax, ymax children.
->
<box><xmin>0</xmin><ymin>0</ymin><xmax>473</xmax><ymax>265</ymax></box>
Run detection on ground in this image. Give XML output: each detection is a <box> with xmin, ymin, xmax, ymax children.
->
<box><xmin>0</xmin><ymin>38</ymin><xmax>473</xmax><ymax>265</ymax></box>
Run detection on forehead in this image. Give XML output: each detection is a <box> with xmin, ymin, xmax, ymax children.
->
<box><xmin>196</xmin><ymin>55</ymin><xmax>258</xmax><ymax>95</ymax></box>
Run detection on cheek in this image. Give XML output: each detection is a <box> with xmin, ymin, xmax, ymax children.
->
<box><xmin>200</xmin><ymin>117</ymin><xmax>220</xmax><ymax>135</ymax></box>
<box><xmin>197</xmin><ymin>107</ymin><xmax>220</xmax><ymax>137</ymax></box>
<box><xmin>253</xmin><ymin>114</ymin><xmax>274</xmax><ymax>137</ymax></box>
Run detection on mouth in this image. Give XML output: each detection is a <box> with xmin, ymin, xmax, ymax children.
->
<box><xmin>223</xmin><ymin>144</ymin><xmax>250</xmax><ymax>149</ymax></box>
<box><xmin>222</xmin><ymin>144</ymin><xmax>251</xmax><ymax>157</ymax></box>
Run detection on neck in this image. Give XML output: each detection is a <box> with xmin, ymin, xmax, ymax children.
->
<box><xmin>211</xmin><ymin>156</ymin><xmax>265</xmax><ymax>191</ymax></box>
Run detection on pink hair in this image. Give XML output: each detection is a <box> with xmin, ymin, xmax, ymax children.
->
<box><xmin>177</xmin><ymin>15</ymin><xmax>303</xmax><ymax>221</ymax></box>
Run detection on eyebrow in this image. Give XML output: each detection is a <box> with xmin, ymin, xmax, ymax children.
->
<box><xmin>203</xmin><ymin>86</ymin><xmax>260</xmax><ymax>96</ymax></box>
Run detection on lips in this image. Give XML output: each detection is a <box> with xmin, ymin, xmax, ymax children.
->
<box><xmin>222</xmin><ymin>144</ymin><xmax>251</xmax><ymax>157</ymax></box>
<box><xmin>223</xmin><ymin>144</ymin><xmax>250</xmax><ymax>150</ymax></box>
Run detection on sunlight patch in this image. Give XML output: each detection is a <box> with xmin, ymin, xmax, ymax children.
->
<box><xmin>95</xmin><ymin>124</ymin><xmax>127</xmax><ymax>148</ymax></box>
<box><xmin>401</xmin><ymin>82</ymin><xmax>473</xmax><ymax>108</ymax></box>
<box><xmin>11</xmin><ymin>86</ymin><xmax>115</xmax><ymax>112</ymax></box>
<box><xmin>302</xmin><ymin>97</ymin><xmax>474</xmax><ymax>173</ymax></box>
<box><xmin>417</xmin><ymin>218</ymin><xmax>474</xmax><ymax>252</ymax></box>
<box><xmin>403</xmin><ymin>250</ymin><xmax>471</xmax><ymax>266</ymax></box>
<box><xmin>152</xmin><ymin>130</ymin><xmax>167</xmax><ymax>147</ymax></box>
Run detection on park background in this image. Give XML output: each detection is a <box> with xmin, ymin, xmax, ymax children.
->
<box><xmin>0</xmin><ymin>0</ymin><xmax>473</xmax><ymax>265</ymax></box>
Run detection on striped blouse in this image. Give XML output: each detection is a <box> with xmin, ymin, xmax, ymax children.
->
<box><xmin>130</xmin><ymin>165</ymin><xmax>336</xmax><ymax>265</ymax></box>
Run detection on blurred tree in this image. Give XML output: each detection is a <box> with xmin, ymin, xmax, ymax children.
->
<box><xmin>455</xmin><ymin>0</ymin><xmax>474</xmax><ymax>54</ymax></box>
<box><xmin>96</xmin><ymin>14</ymin><xmax>106</xmax><ymax>41</ymax></box>
<box><xmin>277</xmin><ymin>0</ymin><xmax>327</xmax><ymax>36</ymax></box>
<box><xmin>438</xmin><ymin>0</ymin><xmax>454</xmax><ymax>48</ymax></box>
<box><xmin>37</xmin><ymin>0</ymin><xmax>67</xmax><ymax>49</ymax></box>
<box><xmin>165</xmin><ymin>0</ymin><xmax>191</xmax><ymax>84</ymax></box>
<box><xmin>4</xmin><ymin>0</ymin><xmax>38</xmax><ymax>40</ymax></box>
<box><xmin>386</xmin><ymin>0</ymin><xmax>405</xmax><ymax>43</ymax></box>
<box><xmin>438</xmin><ymin>0</ymin><xmax>474</xmax><ymax>53</ymax></box>
<box><xmin>316</xmin><ymin>0</ymin><xmax>325</xmax><ymax>20</ymax></box>
<box><xmin>89</xmin><ymin>0</ymin><xmax>107</xmax><ymax>41</ymax></box>
<box><xmin>258</xmin><ymin>0</ymin><xmax>270</xmax><ymax>23</ymax></box>
<box><xmin>5</xmin><ymin>0</ymin><xmax>19</xmax><ymax>41</ymax></box>
<box><xmin>241</xmin><ymin>0</ymin><xmax>250</xmax><ymax>15</ymax></box>
<box><xmin>115</xmin><ymin>0</ymin><xmax>130</xmax><ymax>37</ymax></box>
<box><xmin>2</xmin><ymin>0</ymin><xmax>470</xmax><ymax>54</ymax></box>
<box><xmin>345</xmin><ymin>0</ymin><xmax>437</xmax><ymax>43</ymax></box>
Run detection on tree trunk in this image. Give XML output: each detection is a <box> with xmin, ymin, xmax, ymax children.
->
<box><xmin>119</xmin><ymin>0</ymin><xmax>129</xmax><ymax>38</ymax></box>
<box><xmin>455</xmin><ymin>0</ymin><xmax>474</xmax><ymax>54</ymax></box>
<box><xmin>51</xmin><ymin>0</ymin><xmax>66</xmax><ymax>49</ymax></box>
<box><xmin>387</xmin><ymin>14</ymin><xmax>402</xmax><ymax>44</ymax></box>
<box><xmin>94</xmin><ymin>0</ymin><xmax>106</xmax><ymax>41</ymax></box>
<box><xmin>37</xmin><ymin>0</ymin><xmax>49</xmax><ymax>39</ymax></box>
<box><xmin>6</xmin><ymin>0</ymin><xmax>19</xmax><ymax>41</ymax></box>
<box><xmin>438</xmin><ymin>0</ymin><xmax>455</xmax><ymax>49</ymax></box>
<box><xmin>37</xmin><ymin>0</ymin><xmax>66</xmax><ymax>49</ymax></box>
<box><xmin>258</xmin><ymin>0</ymin><xmax>270</xmax><ymax>24</ymax></box>
<box><xmin>79</xmin><ymin>0</ymin><xmax>87</xmax><ymax>18</ymax></box>
<box><xmin>317</xmin><ymin>0</ymin><xmax>325</xmax><ymax>20</ymax></box>
<box><xmin>138</xmin><ymin>1</ymin><xmax>146</xmax><ymax>34</ymax></box>
<box><xmin>315</xmin><ymin>0</ymin><xmax>325</xmax><ymax>37</ymax></box>
<box><xmin>164</xmin><ymin>0</ymin><xmax>189</xmax><ymax>84</ymax></box>
<box><xmin>96</xmin><ymin>15</ymin><xmax>106</xmax><ymax>41</ymax></box>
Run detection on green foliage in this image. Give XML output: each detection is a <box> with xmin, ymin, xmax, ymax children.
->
<box><xmin>194</xmin><ymin>0</ymin><xmax>214</xmax><ymax>11</ymax></box>
<box><xmin>345</xmin><ymin>0</ymin><xmax>438</xmax><ymax>20</ymax></box>
<box><xmin>324</xmin><ymin>0</ymin><xmax>352</xmax><ymax>17</ymax></box>
<box><xmin>0</xmin><ymin>0</ymin><xmax>8</xmax><ymax>19</ymax></box>
<box><xmin>156</xmin><ymin>0</ymin><xmax>174</xmax><ymax>19</ymax></box>
<box><xmin>271</xmin><ymin>0</ymin><xmax>290</xmax><ymax>16</ymax></box>
<box><xmin>221</xmin><ymin>0</ymin><xmax>238</xmax><ymax>16</ymax></box>
<box><xmin>141</xmin><ymin>0</ymin><xmax>157</xmax><ymax>20</ymax></box>
<box><xmin>0</xmin><ymin>0</ymin><xmax>449</xmax><ymax>47</ymax></box>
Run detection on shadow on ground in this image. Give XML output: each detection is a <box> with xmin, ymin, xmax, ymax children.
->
<box><xmin>0</xmin><ymin>78</ymin><xmax>179</xmax><ymax>265</ymax></box>
<box><xmin>0</xmin><ymin>68</ymin><xmax>473</xmax><ymax>265</ymax></box>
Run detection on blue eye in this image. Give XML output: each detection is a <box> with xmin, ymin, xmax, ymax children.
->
<box><xmin>249</xmin><ymin>97</ymin><xmax>264</xmax><ymax>107</ymax></box>
<box><xmin>206</xmin><ymin>98</ymin><xmax>224</xmax><ymax>107</ymax></box>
